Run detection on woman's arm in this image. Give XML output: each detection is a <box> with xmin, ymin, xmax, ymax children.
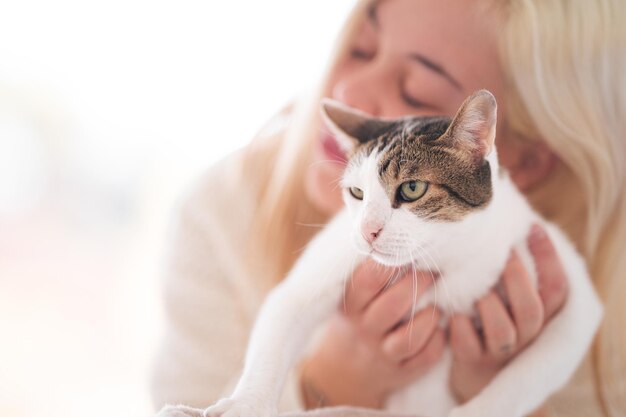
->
<box><xmin>151</xmin><ymin>189</ymin><xmax>250</xmax><ymax>409</ymax></box>
<box><xmin>526</xmin><ymin>407</ymin><xmax>549</xmax><ymax>417</ymax></box>
<box><xmin>152</xmin><ymin>159</ymin><xmax>305</xmax><ymax>412</ymax></box>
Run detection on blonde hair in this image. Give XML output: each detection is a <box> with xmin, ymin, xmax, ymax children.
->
<box><xmin>495</xmin><ymin>0</ymin><xmax>626</xmax><ymax>414</ymax></box>
<box><xmin>245</xmin><ymin>0</ymin><xmax>626</xmax><ymax>413</ymax></box>
<box><xmin>244</xmin><ymin>0</ymin><xmax>372</xmax><ymax>290</ymax></box>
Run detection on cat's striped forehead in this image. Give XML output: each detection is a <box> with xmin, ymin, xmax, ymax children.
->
<box><xmin>349</xmin><ymin>116</ymin><xmax>493</xmax><ymax>221</ymax></box>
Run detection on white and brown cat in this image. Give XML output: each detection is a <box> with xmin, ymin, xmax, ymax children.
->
<box><xmin>159</xmin><ymin>90</ymin><xmax>602</xmax><ymax>417</ymax></box>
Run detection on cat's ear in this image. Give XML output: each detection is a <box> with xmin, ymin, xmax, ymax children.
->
<box><xmin>321</xmin><ymin>99</ymin><xmax>395</xmax><ymax>153</ymax></box>
<box><xmin>443</xmin><ymin>89</ymin><xmax>497</xmax><ymax>160</ymax></box>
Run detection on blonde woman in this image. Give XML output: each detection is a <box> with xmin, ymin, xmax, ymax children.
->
<box><xmin>151</xmin><ymin>1</ymin><xmax>625</xmax><ymax>416</ymax></box>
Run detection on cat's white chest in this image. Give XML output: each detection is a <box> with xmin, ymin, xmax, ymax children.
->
<box><xmin>412</xmin><ymin>248</ymin><xmax>525</xmax><ymax>316</ymax></box>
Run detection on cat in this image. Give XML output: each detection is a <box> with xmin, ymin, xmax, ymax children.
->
<box><xmin>159</xmin><ymin>90</ymin><xmax>603</xmax><ymax>417</ymax></box>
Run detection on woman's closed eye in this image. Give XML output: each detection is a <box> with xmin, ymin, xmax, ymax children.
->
<box><xmin>351</xmin><ymin>47</ymin><xmax>376</xmax><ymax>61</ymax></box>
<box><xmin>400</xmin><ymin>88</ymin><xmax>429</xmax><ymax>109</ymax></box>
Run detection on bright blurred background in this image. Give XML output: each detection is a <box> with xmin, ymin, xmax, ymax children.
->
<box><xmin>0</xmin><ymin>1</ymin><xmax>354</xmax><ymax>416</ymax></box>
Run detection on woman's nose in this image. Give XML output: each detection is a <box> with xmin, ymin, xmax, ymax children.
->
<box><xmin>332</xmin><ymin>77</ymin><xmax>380</xmax><ymax>116</ymax></box>
<box><xmin>332</xmin><ymin>81</ymin><xmax>380</xmax><ymax>116</ymax></box>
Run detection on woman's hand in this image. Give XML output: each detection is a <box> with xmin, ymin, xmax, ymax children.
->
<box><xmin>449</xmin><ymin>224</ymin><xmax>569</xmax><ymax>404</ymax></box>
<box><xmin>300</xmin><ymin>260</ymin><xmax>445</xmax><ymax>409</ymax></box>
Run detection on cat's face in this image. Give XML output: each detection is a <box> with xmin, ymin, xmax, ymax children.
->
<box><xmin>323</xmin><ymin>90</ymin><xmax>498</xmax><ymax>266</ymax></box>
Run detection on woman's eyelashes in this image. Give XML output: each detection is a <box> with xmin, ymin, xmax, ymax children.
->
<box><xmin>401</xmin><ymin>88</ymin><xmax>428</xmax><ymax>109</ymax></box>
<box><xmin>350</xmin><ymin>47</ymin><xmax>376</xmax><ymax>61</ymax></box>
<box><xmin>347</xmin><ymin>40</ymin><xmax>433</xmax><ymax>111</ymax></box>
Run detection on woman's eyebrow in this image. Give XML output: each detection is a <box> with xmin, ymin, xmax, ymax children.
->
<box><xmin>410</xmin><ymin>53</ymin><xmax>463</xmax><ymax>91</ymax></box>
<box><xmin>367</xmin><ymin>1</ymin><xmax>462</xmax><ymax>92</ymax></box>
<box><xmin>367</xmin><ymin>1</ymin><xmax>380</xmax><ymax>28</ymax></box>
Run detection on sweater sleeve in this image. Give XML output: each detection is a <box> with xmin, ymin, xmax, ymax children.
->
<box><xmin>150</xmin><ymin>159</ymin><xmax>305</xmax><ymax>413</ymax></box>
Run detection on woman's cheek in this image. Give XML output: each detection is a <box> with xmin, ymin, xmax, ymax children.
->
<box><xmin>304</xmin><ymin>155</ymin><xmax>345</xmax><ymax>215</ymax></box>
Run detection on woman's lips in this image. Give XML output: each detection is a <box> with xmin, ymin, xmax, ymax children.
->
<box><xmin>320</xmin><ymin>132</ymin><xmax>347</xmax><ymax>163</ymax></box>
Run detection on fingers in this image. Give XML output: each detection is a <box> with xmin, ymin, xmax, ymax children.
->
<box><xmin>448</xmin><ymin>228</ymin><xmax>570</xmax><ymax>402</ymax></box>
<box><xmin>401</xmin><ymin>327</ymin><xmax>446</xmax><ymax>371</ymax></box>
<box><xmin>343</xmin><ymin>259</ymin><xmax>399</xmax><ymax>315</ymax></box>
<box><xmin>449</xmin><ymin>314</ymin><xmax>482</xmax><ymax>362</ymax></box>
<box><xmin>476</xmin><ymin>291</ymin><xmax>517</xmax><ymax>361</ymax></box>
<box><xmin>452</xmin><ymin>225</ymin><xmax>568</xmax><ymax>368</ymax></box>
<box><xmin>451</xmin><ymin>289</ymin><xmax>519</xmax><ymax>368</ymax></box>
<box><xmin>450</xmin><ymin>291</ymin><xmax>519</xmax><ymax>366</ymax></box>
<box><xmin>381</xmin><ymin>308</ymin><xmax>441</xmax><ymax>362</ymax></box>
<box><xmin>502</xmin><ymin>252</ymin><xmax>544</xmax><ymax>347</ymax></box>
<box><xmin>359</xmin><ymin>271</ymin><xmax>432</xmax><ymax>337</ymax></box>
<box><xmin>449</xmin><ymin>314</ymin><xmax>500</xmax><ymax>403</ymax></box>
<box><xmin>528</xmin><ymin>224</ymin><xmax>568</xmax><ymax>320</ymax></box>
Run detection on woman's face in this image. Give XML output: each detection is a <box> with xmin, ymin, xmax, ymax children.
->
<box><xmin>306</xmin><ymin>0</ymin><xmax>553</xmax><ymax>215</ymax></box>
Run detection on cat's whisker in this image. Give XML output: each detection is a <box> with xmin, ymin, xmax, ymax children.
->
<box><xmin>406</xmin><ymin>255</ymin><xmax>420</xmax><ymax>351</ymax></box>
<box><xmin>408</xmin><ymin>251</ymin><xmax>419</xmax><ymax>319</ymax></box>
<box><xmin>342</xmin><ymin>253</ymin><xmax>360</xmax><ymax>314</ymax></box>
<box><xmin>418</xmin><ymin>245</ymin><xmax>451</xmax><ymax>311</ymax></box>
<box><xmin>308</xmin><ymin>158</ymin><xmax>348</xmax><ymax>168</ymax></box>
<box><xmin>348</xmin><ymin>260</ymin><xmax>357</xmax><ymax>294</ymax></box>
<box><xmin>295</xmin><ymin>222</ymin><xmax>327</xmax><ymax>229</ymax></box>
<box><xmin>410</xmin><ymin>244</ymin><xmax>437</xmax><ymax>309</ymax></box>
<box><xmin>292</xmin><ymin>242</ymin><xmax>310</xmax><ymax>255</ymax></box>
<box><xmin>382</xmin><ymin>264</ymin><xmax>402</xmax><ymax>293</ymax></box>
<box><xmin>329</xmin><ymin>176</ymin><xmax>346</xmax><ymax>192</ymax></box>
<box><xmin>419</xmin><ymin>249</ymin><xmax>447</xmax><ymax>319</ymax></box>
<box><xmin>384</xmin><ymin>245</ymin><xmax>403</xmax><ymax>291</ymax></box>
<box><xmin>409</xmin><ymin>242</ymin><xmax>448</xmax><ymax>318</ymax></box>
<box><xmin>415</xmin><ymin>243</ymin><xmax>455</xmax><ymax>317</ymax></box>
<box><xmin>382</xmin><ymin>267</ymin><xmax>397</xmax><ymax>292</ymax></box>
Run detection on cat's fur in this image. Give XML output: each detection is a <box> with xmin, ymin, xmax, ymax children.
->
<box><xmin>163</xmin><ymin>91</ymin><xmax>602</xmax><ymax>417</ymax></box>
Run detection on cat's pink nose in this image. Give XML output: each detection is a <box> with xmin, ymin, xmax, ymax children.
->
<box><xmin>362</xmin><ymin>225</ymin><xmax>383</xmax><ymax>244</ymax></box>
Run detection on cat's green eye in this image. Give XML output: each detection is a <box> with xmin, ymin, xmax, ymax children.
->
<box><xmin>399</xmin><ymin>180</ymin><xmax>428</xmax><ymax>202</ymax></box>
<box><xmin>349</xmin><ymin>186</ymin><xmax>364</xmax><ymax>200</ymax></box>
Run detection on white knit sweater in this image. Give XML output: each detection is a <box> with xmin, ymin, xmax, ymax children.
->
<box><xmin>150</xmin><ymin>150</ymin><xmax>306</xmax><ymax>412</ymax></box>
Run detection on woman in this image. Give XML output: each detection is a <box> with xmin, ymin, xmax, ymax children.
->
<box><xmin>151</xmin><ymin>0</ymin><xmax>625</xmax><ymax>416</ymax></box>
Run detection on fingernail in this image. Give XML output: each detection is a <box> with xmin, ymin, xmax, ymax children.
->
<box><xmin>529</xmin><ymin>224</ymin><xmax>546</xmax><ymax>246</ymax></box>
<box><xmin>499</xmin><ymin>344</ymin><xmax>514</xmax><ymax>355</ymax></box>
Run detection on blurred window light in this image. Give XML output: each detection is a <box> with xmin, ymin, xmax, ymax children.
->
<box><xmin>0</xmin><ymin>106</ymin><xmax>48</xmax><ymax>216</ymax></box>
<box><xmin>0</xmin><ymin>2</ymin><xmax>355</xmax><ymax>417</ymax></box>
